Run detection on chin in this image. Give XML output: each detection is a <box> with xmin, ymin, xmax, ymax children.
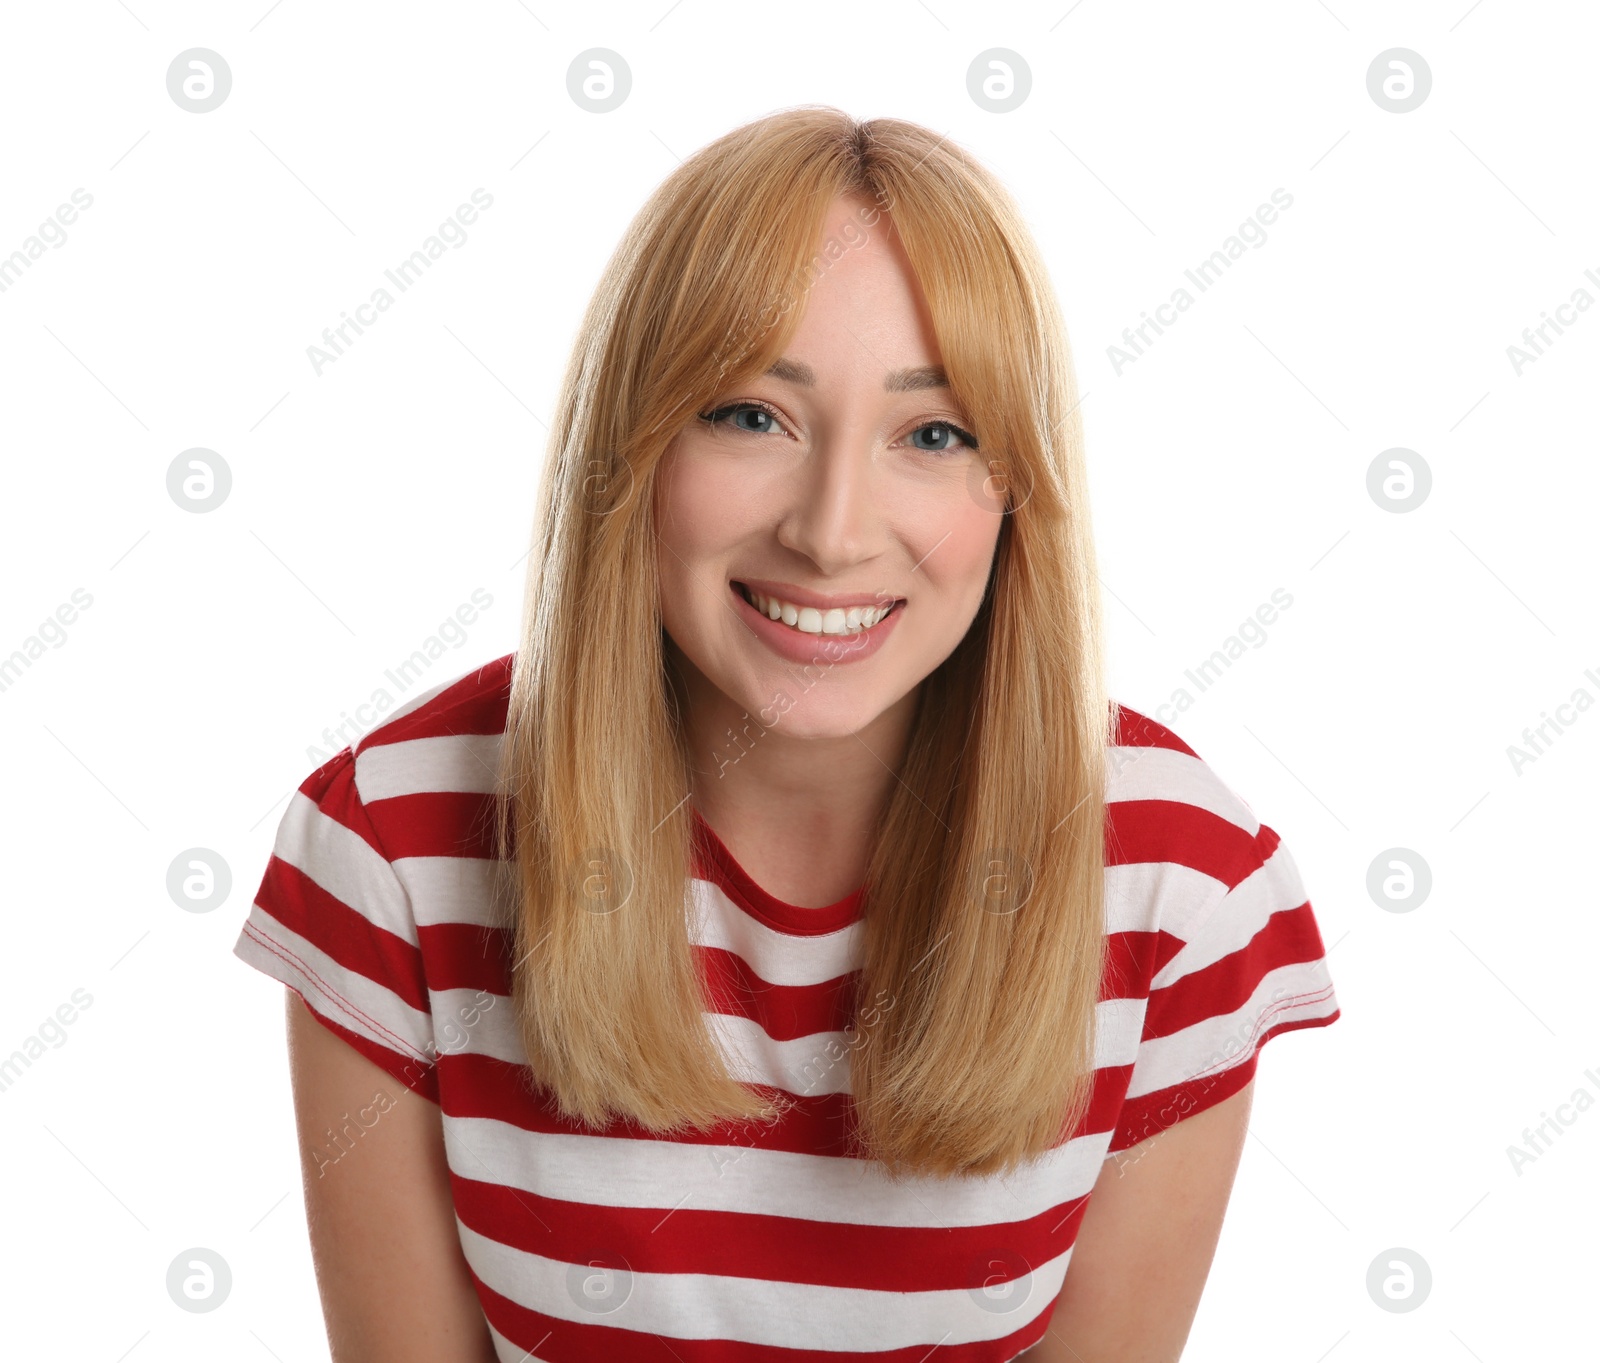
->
<box><xmin>737</xmin><ymin>685</ymin><xmax>892</xmax><ymax>741</ymax></box>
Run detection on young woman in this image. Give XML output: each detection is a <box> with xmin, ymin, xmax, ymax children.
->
<box><xmin>236</xmin><ymin>107</ymin><xmax>1341</xmax><ymax>1362</ymax></box>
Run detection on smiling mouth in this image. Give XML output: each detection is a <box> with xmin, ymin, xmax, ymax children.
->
<box><xmin>732</xmin><ymin>581</ymin><xmax>903</xmax><ymax>635</ymax></box>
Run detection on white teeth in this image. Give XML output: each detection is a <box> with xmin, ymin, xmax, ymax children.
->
<box><xmin>745</xmin><ymin>587</ymin><xmax>892</xmax><ymax>634</ymax></box>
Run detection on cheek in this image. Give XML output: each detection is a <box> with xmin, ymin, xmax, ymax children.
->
<box><xmin>654</xmin><ymin>456</ymin><xmax>750</xmax><ymax>623</ymax></box>
<box><xmin>920</xmin><ymin>501</ymin><xmax>1002</xmax><ymax>608</ymax></box>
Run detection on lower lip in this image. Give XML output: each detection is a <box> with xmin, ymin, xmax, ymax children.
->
<box><xmin>730</xmin><ymin>583</ymin><xmax>903</xmax><ymax>666</ymax></box>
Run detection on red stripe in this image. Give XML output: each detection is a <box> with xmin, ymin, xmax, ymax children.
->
<box><xmin>1108</xmin><ymin>1008</ymin><xmax>1339</xmax><ymax>1153</ymax></box>
<box><xmin>692</xmin><ymin>810</ymin><xmax>864</xmax><ymax>935</ymax></box>
<box><xmin>1105</xmin><ymin>797</ymin><xmax>1266</xmax><ymax>883</ymax></box>
<box><xmin>473</xmin><ymin>1274</ymin><xmax>1054</xmax><ymax>1363</ymax></box>
<box><xmin>367</xmin><ymin>789</ymin><xmax>502</xmax><ymax>860</ymax></box>
<box><xmin>451</xmin><ymin>1168</ymin><xmax>1088</xmax><ymax>1295</ymax></box>
<box><xmin>432</xmin><ymin>1049</ymin><xmax>1138</xmax><ymax>1158</ymax></box>
<box><xmin>250</xmin><ymin>857</ymin><xmax>430</xmax><ymax>1016</ymax></box>
<box><xmin>233</xmin><ymin>657</ymin><xmax>1341</xmax><ymax>1361</ymax></box>
<box><xmin>1110</xmin><ymin>702</ymin><xmax>1199</xmax><ymax>757</ymax></box>
<box><xmin>357</xmin><ymin>655</ymin><xmax>516</xmax><ymax>750</ymax></box>
<box><xmin>696</xmin><ymin>948</ymin><xmax>861</xmax><ymax>1040</ymax></box>
<box><xmin>1142</xmin><ymin>902</ymin><xmax>1328</xmax><ymax>1040</ymax></box>
<box><xmin>424</xmin><ymin>921</ymin><xmax>514</xmax><ymax>994</ymax></box>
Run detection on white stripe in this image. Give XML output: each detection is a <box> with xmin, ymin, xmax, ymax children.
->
<box><xmin>486</xmin><ymin>1319</ymin><xmax>548</xmax><ymax>1363</ymax></box>
<box><xmin>435</xmin><ymin>985</ymin><xmax>1144</xmax><ymax>1113</ymax></box>
<box><xmin>444</xmin><ymin>1113</ymin><xmax>1113</xmax><ymax>1228</ymax></box>
<box><xmin>458</xmin><ymin>1216</ymin><xmax>1067</xmax><ymax>1350</ymax></box>
<box><xmin>234</xmin><ymin>916</ymin><xmax>434</xmax><ymax>1065</ymax></box>
<box><xmin>1094</xmin><ymin>995</ymin><xmax>1146</xmax><ymax>1069</ymax></box>
<box><xmin>1125</xmin><ymin>960</ymin><xmax>1338</xmax><ymax>1100</ymax></box>
<box><xmin>1106</xmin><ymin>741</ymin><xmax>1260</xmax><ymax>835</ymax></box>
<box><xmin>273</xmin><ymin>789</ymin><xmax>418</xmax><ymax>946</ymax></box>
<box><xmin>1151</xmin><ymin>841</ymin><xmax>1311</xmax><ymax>988</ymax></box>
<box><xmin>687</xmin><ymin>878</ymin><xmax>862</xmax><ymax>985</ymax></box>
<box><xmin>1103</xmin><ymin>858</ymin><xmax>1223</xmax><ymax>938</ymax></box>
<box><xmin>704</xmin><ymin>994</ymin><xmax>1143</xmax><ymax>1101</ymax></box>
<box><xmin>356</xmin><ymin>731</ymin><xmax>504</xmax><ymax>799</ymax></box>
<box><xmin>486</xmin><ymin>1319</ymin><xmax>541</xmax><ymax>1362</ymax></box>
<box><xmin>394</xmin><ymin>855</ymin><xmax>516</xmax><ymax>931</ymax></box>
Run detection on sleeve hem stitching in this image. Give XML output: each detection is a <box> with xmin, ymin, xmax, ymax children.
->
<box><xmin>241</xmin><ymin>919</ymin><xmax>435</xmax><ymax>1067</ymax></box>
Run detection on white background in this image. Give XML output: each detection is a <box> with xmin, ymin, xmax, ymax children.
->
<box><xmin>1</xmin><ymin>1</ymin><xmax>1594</xmax><ymax>1359</ymax></box>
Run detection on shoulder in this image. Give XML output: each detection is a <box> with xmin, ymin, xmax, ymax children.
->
<box><xmin>1104</xmin><ymin>700</ymin><xmax>1287</xmax><ymax>941</ymax></box>
<box><xmin>341</xmin><ymin>652</ymin><xmax>516</xmax><ymax>849</ymax></box>
<box><xmin>285</xmin><ymin>654</ymin><xmax>517</xmax><ymax>938</ymax></box>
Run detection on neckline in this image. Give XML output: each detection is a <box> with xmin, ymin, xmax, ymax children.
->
<box><xmin>690</xmin><ymin>808</ymin><xmax>865</xmax><ymax>936</ymax></box>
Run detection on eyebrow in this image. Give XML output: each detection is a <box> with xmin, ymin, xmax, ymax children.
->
<box><xmin>765</xmin><ymin>356</ymin><xmax>948</xmax><ymax>393</ymax></box>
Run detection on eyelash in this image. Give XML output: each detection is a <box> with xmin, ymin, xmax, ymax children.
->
<box><xmin>697</xmin><ymin>399</ymin><xmax>979</xmax><ymax>455</ymax></box>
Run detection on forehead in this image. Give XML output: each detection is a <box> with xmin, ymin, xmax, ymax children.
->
<box><xmin>781</xmin><ymin>197</ymin><xmax>939</xmax><ymax>369</ymax></box>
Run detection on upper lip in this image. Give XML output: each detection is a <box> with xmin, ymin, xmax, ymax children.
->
<box><xmin>734</xmin><ymin>577</ymin><xmax>903</xmax><ymax>611</ymax></box>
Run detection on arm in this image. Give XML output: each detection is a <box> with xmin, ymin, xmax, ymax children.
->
<box><xmin>1024</xmin><ymin>1079</ymin><xmax>1254</xmax><ymax>1362</ymax></box>
<box><xmin>286</xmin><ymin>990</ymin><xmax>500</xmax><ymax>1363</ymax></box>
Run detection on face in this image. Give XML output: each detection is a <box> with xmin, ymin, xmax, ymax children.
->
<box><xmin>653</xmin><ymin>193</ymin><xmax>1005</xmax><ymax>751</ymax></box>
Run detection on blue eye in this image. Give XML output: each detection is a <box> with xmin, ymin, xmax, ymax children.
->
<box><xmin>909</xmin><ymin>421</ymin><xmax>978</xmax><ymax>454</ymax></box>
<box><xmin>699</xmin><ymin>402</ymin><xmax>785</xmax><ymax>435</ymax></box>
<box><xmin>696</xmin><ymin>402</ymin><xmax>978</xmax><ymax>454</ymax></box>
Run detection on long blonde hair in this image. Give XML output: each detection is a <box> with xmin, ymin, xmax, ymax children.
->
<box><xmin>493</xmin><ymin>105</ymin><xmax>1115</xmax><ymax>1180</ymax></box>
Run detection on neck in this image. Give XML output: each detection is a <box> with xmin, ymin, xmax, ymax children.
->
<box><xmin>666</xmin><ymin>640</ymin><xmax>918</xmax><ymax>902</ymax></box>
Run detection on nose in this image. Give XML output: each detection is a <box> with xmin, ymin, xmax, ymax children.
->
<box><xmin>771</xmin><ymin>428</ymin><xmax>886</xmax><ymax>575</ymax></box>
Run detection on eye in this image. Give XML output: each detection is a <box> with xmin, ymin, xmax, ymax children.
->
<box><xmin>698</xmin><ymin>400</ymin><xmax>790</xmax><ymax>437</ymax></box>
<box><xmin>906</xmin><ymin>420</ymin><xmax>979</xmax><ymax>455</ymax></box>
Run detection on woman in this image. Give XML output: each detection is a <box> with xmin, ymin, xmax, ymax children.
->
<box><xmin>235</xmin><ymin>106</ymin><xmax>1341</xmax><ymax>1361</ymax></box>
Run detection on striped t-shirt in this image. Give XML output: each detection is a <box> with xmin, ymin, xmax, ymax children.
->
<box><xmin>233</xmin><ymin>651</ymin><xmax>1340</xmax><ymax>1360</ymax></box>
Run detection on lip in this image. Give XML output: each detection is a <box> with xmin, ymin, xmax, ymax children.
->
<box><xmin>730</xmin><ymin>580</ymin><xmax>903</xmax><ymax>666</ymax></box>
<box><xmin>733</xmin><ymin>577</ymin><xmax>902</xmax><ymax>613</ymax></box>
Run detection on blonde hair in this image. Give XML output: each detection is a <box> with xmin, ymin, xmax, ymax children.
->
<box><xmin>493</xmin><ymin>105</ymin><xmax>1115</xmax><ymax>1180</ymax></box>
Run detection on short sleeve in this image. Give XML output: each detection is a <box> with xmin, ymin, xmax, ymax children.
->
<box><xmin>233</xmin><ymin>745</ymin><xmax>441</xmax><ymax>1103</ymax></box>
<box><xmin>1107</xmin><ymin>824</ymin><xmax>1339</xmax><ymax>1154</ymax></box>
